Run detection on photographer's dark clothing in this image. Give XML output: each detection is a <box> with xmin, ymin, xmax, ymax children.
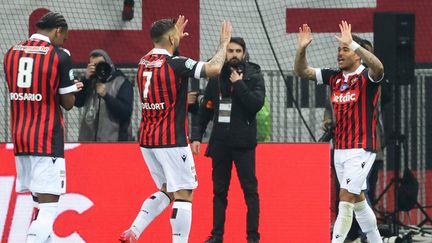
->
<box><xmin>75</xmin><ymin>69</ymin><xmax>133</xmax><ymax>141</ymax></box>
<box><xmin>191</xmin><ymin>62</ymin><xmax>265</xmax><ymax>149</ymax></box>
<box><xmin>191</xmin><ymin>62</ymin><xmax>265</xmax><ymax>241</ymax></box>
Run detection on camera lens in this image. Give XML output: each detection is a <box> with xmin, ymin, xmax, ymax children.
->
<box><xmin>95</xmin><ymin>61</ymin><xmax>112</xmax><ymax>82</ymax></box>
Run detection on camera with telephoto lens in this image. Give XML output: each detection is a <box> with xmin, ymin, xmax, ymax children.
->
<box><xmin>229</xmin><ymin>60</ymin><xmax>245</xmax><ymax>75</ymax></box>
<box><xmin>94</xmin><ymin>61</ymin><xmax>112</xmax><ymax>82</ymax></box>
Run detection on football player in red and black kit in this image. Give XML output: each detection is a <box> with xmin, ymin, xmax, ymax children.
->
<box><xmin>3</xmin><ymin>12</ymin><xmax>83</xmax><ymax>242</ymax></box>
<box><xmin>294</xmin><ymin>21</ymin><xmax>384</xmax><ymax>243</ymax></box>
<box><xmin>119</xmin><ymin>16</ymin><xmax>232</xmax><ymax>243</ymax></box>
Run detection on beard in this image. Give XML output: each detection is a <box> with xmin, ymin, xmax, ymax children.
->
<box><xmin>228</xmin><ymin>57</ymin><xmax>242</xmax><ymax>67</ymax></box>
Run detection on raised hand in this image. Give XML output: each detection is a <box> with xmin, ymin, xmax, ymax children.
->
<box><xmin>175</xmin><ymin>15</ymin><xmax>189</xmax><ymax>39</ymax></box>
<box><xmin>335</xmin><ymin>20</ymin><xmax>353</xmax><ymax>46</ymax></box>
<box><xmin>298</xmin><ymin>24</ymin><xmax>313</xmax><ymax>49</ymax></box>
<box><xmin>219</xmin><ymin>20</ymin><xmax>232</xmax><ymax>46</ymax></box>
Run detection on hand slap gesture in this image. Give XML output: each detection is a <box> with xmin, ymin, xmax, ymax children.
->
<box><xmin>219</xmin><ymin>20</ymin><xmax>232</xmax><ymax>46</ymax></box>
<box><xmin>335</xmin><ymin>20</ymin><xmax>353</xmax><ymax>46</ymax></box>
<box><xmin>175</xmin><ymin>15</ymin><xmax>189</xmax><ymax>39</ymax></box>
<box><xmin>298</xmin><ymin>24</ymin><xmax>313</xmax><ymax>49</ymax></box>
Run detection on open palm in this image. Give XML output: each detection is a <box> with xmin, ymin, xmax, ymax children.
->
<box><xmin>175</xmin><ymin>15</ymin><xmax>189</xmax><ymax>39</ymax></box>
<box><xmin>335</xmin><ymin>20</ymin><xmax>353</xmax><ymax>46</ymax></box>
<box><xmin>298</xmin><ymin>24</ymin><xmax>313</xmax><ymax>48</ymax></box>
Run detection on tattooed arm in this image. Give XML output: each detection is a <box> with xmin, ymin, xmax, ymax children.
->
<box><xmin>336</xmin><ymin>20</ymin><xmax>384</xmax><ymax>81</ymax></box>
<box><xmin>294</xmin><ymin>24</ymin><xmax>317</xmax><ymax>80</ymax></box>
<box><xmin>355</xmin><ymin>47</ymin><xmax>384</xmax><ymax>81</ymax></box>
<box><xmin>202</xmin><ymin>21</ymin><xmax>232</xmax><ymax>78</ymax></box>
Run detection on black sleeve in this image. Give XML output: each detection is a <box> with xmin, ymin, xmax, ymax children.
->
<box><xmin>56</xmin><ymin>48</ymin><xmax>75</xmax><ymax>91</ymax></box>
<box><xmin>103</xmin><ymin>78</ymin><xmax>134</xmax><ymax>121</ymax></box>
<box><xmin>170</xmin><ymin>57</ymin><xmax>203</xmax><ymax>80</ymax></box>
<box><xmin>74</xmin><ymin>77</ymin><xmax>93</xmax><ymax>108</ymax></box>
<box><xmin>190</xmin><ymin>79</ymin><xmax>215</xmax><ymax>142</ymax></box>
<box><xmin>232</xmin><ymin>72</ymin><xmax>266</xmax><ymax>114</ymax></box>
<box><xmin>320</xmin><ymin>68</ymin><xmax>339</xmax><ymax>85</ymax></box>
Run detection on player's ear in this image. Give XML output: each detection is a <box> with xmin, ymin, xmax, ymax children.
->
<box><xmin>169</xmin><ymin>35</ymin><xmax>174</xmax><ymax>46</ymax></box>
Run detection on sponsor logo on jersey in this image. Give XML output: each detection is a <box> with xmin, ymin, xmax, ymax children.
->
<box><xmin>142</xmin><ymin>102</ymin><xmax>165</xmax><ymax>110</ymax></box>
<box><xmin>185</xmin><ymin>59</ymin><xmax>197</xmax><ymax>70</ymax></box>
<box><xmin>10</xmin><ymin>92</ymin><xmax>43</xmax><ymax>101</ymax></box>
<box><xmin>69</xmin><ymin>69</ymin><xmax>75</xmax><ymax>80</ymax></box>
<box><xmin>139</xmin><ymin>59</ymin><xmax>164</xmax><ymax>68</ymax></box>
<box><xmin>332</xmin><ymin>91</ymin><xmax>357</xmax><ymax>103</ymax></box>
<box><xmin>340</xmin><ymin>83</ymin><xmax>349</xmax><ymax>91</ymax></box>
<box><xmin>13</xmin><ymin>45</ymin><xmax>49</xmax><ymax>54</ymax></box>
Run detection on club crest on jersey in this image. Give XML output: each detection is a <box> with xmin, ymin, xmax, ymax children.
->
<box><xmin>351</xmin><ymin>77</ymin><xmax>358</xmax><ymax>85</ymax></box>
<box><xmin>185</xmin><ymin>59</ymin><xmax>197</xmax><ymax>70</ymax></box>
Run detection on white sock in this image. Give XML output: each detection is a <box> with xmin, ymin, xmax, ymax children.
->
<box><xmin>354</xmin><ymin>200</ymin><xmax>383</xmax><ymax>243</ymax></box>
<box><xmin>170</xmin><ymin>201</ymin><xmax>192</xmax><ymax>243</ymax></box>
<box><xmin>131</xmin><ymin>191</ymin><xmax>171</xmax><ymax>238</ymax></box>
<box><xmin>332</xmin><ymin>201</ymin><xmax>354</xmax><ymax>243</ymax></box>
<box><xmin>26</xmin><ymin>202</ymin><xmax>58</xmax><ymax>243</ymax></box>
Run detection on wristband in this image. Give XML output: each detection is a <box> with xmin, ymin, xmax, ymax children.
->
<box><xmin>348</xmin><ymin>41</ymin><xmax>360</xmax><ymax>51</ymax></box>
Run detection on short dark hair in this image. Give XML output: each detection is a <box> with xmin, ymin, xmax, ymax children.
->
<box><xmin>36</xmin><ymin>11</ymin><xmax>68</xmax><ymax>30</ymax></box>
<box><xmin>230</xmin><ymin>37</ymin><xmax>246</xmax><ymax>52</ymax></box>
<box><xmin>150</xmin><ymin>19</ymin><xmax>176</xmax><ymax>43</ymax></box>
<box><xmin>361</xmin><ymin>38</ymin><xmax>374</xmax><ymax>52</ymax></box>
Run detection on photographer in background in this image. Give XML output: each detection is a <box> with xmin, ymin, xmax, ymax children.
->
<box><xmin>75</xmin><ymin>49</ymin><xmax>133</xmax><ymax>141</ymax></box>
<box><xmin>191</xmin><ymin>37</ymin><xmax>265</xmax><ymax>243</ymax></box>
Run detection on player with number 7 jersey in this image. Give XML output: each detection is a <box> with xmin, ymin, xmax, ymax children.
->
<box><xmin>137</xmin><ymin>50</ymin><xmax>205</xmax><ymax>147</ymax></box>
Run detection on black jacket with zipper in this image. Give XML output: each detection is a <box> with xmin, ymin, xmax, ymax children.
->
<box><xmin>190</xmin><ymin>61</ymin><xmax>265</xmax><ymax>155</ymax></box>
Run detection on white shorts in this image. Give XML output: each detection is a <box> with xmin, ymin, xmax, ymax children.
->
<box><xmin>334</xmin><ymin>149</ymin><xmax>376</xmax><ymax>195</ymax></box>
<box><xmin>140</xmin><ymin>146</ymin><xmax>198</xmax><ymax>193</ymax></box>
<box><xmin>15</xmin><ymin>156</ymin><xmax>66</xmax><ymax>195</ymax></box>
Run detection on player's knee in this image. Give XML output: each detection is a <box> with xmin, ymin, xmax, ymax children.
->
<box><xmin>173</xmin><ymin>189</ymin><xmax>193</xmax><ymax>202</ymax></box>
<box><xmin>339</xmin><ymin>188</ymin><xmax>357</xmax><ymax>203</ymax></box>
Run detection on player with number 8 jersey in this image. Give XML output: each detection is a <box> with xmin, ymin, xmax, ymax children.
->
<box><xmin>3</xmin><ymin>11</ymin><xmax>83</xmax><ymax>242</ymax></box>
<box><xmin>4</xmin><ymin>21</ymin><xmax>79</xmax><ymax>157</ymax></box>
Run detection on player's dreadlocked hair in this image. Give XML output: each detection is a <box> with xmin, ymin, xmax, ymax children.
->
<box><xmin>36</xmin><ymin>11</ymin><xmax>68</xmax><ymax>30</ymax></box>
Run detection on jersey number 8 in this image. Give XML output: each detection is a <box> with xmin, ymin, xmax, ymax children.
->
<box><xmin>17</xmin><ymin>57</ymin><xmax>34</xmax><ymax>88</ymax></box>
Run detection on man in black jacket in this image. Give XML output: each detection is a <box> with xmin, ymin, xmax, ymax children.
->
<box><xmin>191</xmin><ymin>37</ymin><xmax>265</xmax><ymax>243</ymax></box>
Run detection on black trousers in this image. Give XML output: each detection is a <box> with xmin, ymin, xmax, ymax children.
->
<box><xmin>210</xmin><ymin>144</ymin><xmax>260</xmax><ymax>240</ymax></box>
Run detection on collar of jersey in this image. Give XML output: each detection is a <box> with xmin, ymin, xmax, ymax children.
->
<box><xmin>29</xmin><ymin>33</ymin><xmax>51</xmax><ymax>43</ymax></box>
<box><xmin>150</xmin><ymin>48</ymin><xmax>172</xmax><ymax>56</ymax></box>
<box><xmin>342</xmin><ymin>64</ymin><xmax>365</xmax><ymax>79</ymax></box>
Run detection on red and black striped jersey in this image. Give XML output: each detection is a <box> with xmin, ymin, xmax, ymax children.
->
<box><xmin>3</xmin><ymin>33</ymin><xmax>76</xmax><ymax>157</ymax></box>
<box><xmin>316</xmin><ymin>65</ymin><xmax>381</xmax><ymax>151</ymax></box>
<box><xmin>137</xmin><ymin>48</ymin><xmax>204</xmax><ymax>147</ymax></box>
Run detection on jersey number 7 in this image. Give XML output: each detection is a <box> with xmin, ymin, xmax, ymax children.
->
<box><xmin>142</xmin><ymin>71</ymin><xmax>152</xmax><ymax>99</ymax></box>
